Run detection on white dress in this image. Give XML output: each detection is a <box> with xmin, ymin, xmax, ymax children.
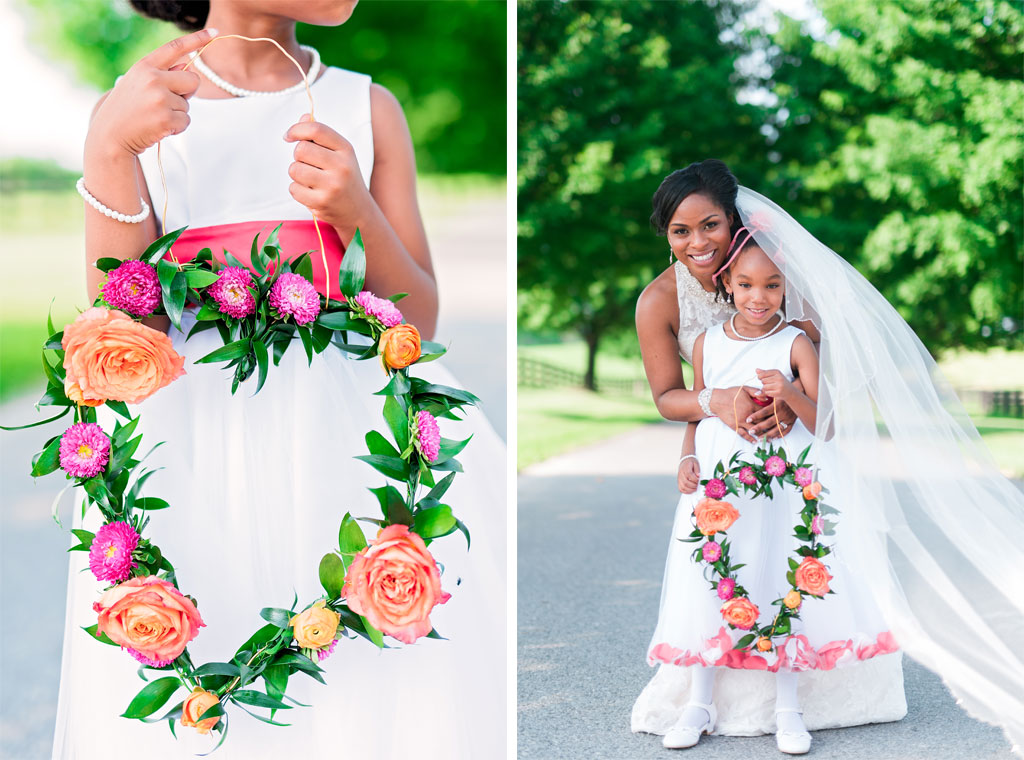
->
<box><xmin>53</xmin><ymin>67</ymin><xmax>506</xmax><ymax>759</ymax></box>
<box><xmin>632</xmin><ymin>277</ymin><xmax>906</xmax><ymax>737</ymax></box>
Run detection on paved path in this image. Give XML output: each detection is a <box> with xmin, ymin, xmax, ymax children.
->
<box><xmin>518</xmin><ymin>422</ymin><xmax>1017</xmax><ymax>759</ymax></box>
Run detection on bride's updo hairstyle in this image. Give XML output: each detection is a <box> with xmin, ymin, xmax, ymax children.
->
<box><xmin>651</xmin><ymin>159</ymin><xmax>741</xmax><ymax>237</ymax></box>
<box><xmin>130</xmin><ymin>0</ymin><xmax>209</xmax><ymax>31</ymax></box>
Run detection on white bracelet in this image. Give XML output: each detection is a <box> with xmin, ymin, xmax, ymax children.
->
<box><xmin>698</xmin><ymin>387</ymin><xmax>716</xmax><ymax>417</ymax></box>
<box><xmin>76</xmin><ymin>177</ymin><xmax>150</xmax><ymax>224</ymax></box>
<box><xmin>679</xmin><ymin>454</ymin><xmax>698</xmax><ymax>465</ymax></box>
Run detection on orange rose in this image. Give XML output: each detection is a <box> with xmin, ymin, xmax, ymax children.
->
<box><xmin>181</xmin><ymin>688</ymin><xmax>220</xmax><ymax>734</ymax></box>
<box><xmin>794</xmin><ymin>556</ymin><xmax>833</xmax><ymax>596</ymax></box>
<box><xmin>802</xmin><ymin>482</ymin><xmax>822</xmax><ymax>500</ymax></box>
<box><xmin>783</xmin><ymin>590</ymin><xmax>803</xmax><ymax>609</ymax></box>
<box><xmin>93</xmin><ymin>576</ymin><xmax>204</xmax><ymax>665</ymax></box>
<box><xmin>342</xmin><ymin>524</ymin><xmax>450</xmax><ymax>644</ymax></box>
<box><xmin>289</xmin><ymin>600</ymin><xmax>340</xmax><ymax>650</ymax></box>
<box><xmin>64</xmin><ymin>379</ymin><xmax>104</xmax><ymax>407</ymax></box>
<box><xmin>62</xmin><ymin>307</ymin><xmax>185</xmax><ymax>405</ymax></box>
<box><xmin>379</xmin><ymin>324</ymin><xmax>421</xmax><ymax>371</ymax></box>
<box><xmin>720</xmin><ymin>596</ymin><xmax>759</xmax><ymax>630</ymax></box>
<box><xmin>693</xmin><ymin>498</ymin><xmax>740</xmax><ymax>535</ymax></box>
<box><xmin>756</xmin><ymin>637</ymin><xmax>773</xmax><ymax>652</ymax></box>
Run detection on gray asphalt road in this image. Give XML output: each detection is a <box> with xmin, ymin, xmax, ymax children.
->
<box><xmin>518</xmin><ymin>423</ymin><xmax>1017</xmax><ymax>760</ymax></box>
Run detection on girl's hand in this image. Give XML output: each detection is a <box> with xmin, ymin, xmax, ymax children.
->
<box><xmin>284</xmin><ymin>115</ymin><xmax>373</xmax><ymax>230</ymax></box>
<box><xmin>87</xmin><ymin>28</ymin><xmax>217</xmax><ymax>158</ymax></box>
<box><xmin>710</xmin><ymin>386</ymin><xmax>762</xmax><ymax>443</ymax></box>
<box><xmin>678</xmin><ymin>458</ymin><xmax>701</xmax><ymax>494</ymax></box>
<box><xmin>755</xmin><ymin>369</ymin><xmax>794</xmax><ymax>401</ymax></box>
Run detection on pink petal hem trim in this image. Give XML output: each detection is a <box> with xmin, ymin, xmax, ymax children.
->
<box><xmin>648</xmin><ymin>628</ymin><xmax>899</xmax><ymax>673</ymax></box>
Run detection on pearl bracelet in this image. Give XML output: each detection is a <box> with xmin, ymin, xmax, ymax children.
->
<box><xmin>679</xmin><ymin>454</ymin><xmax>698</xmax><ymax>465</ymax></box>
<box><xmin>76</xmin><ymin>178</ymin><xmax>151</xmax><ymax>224</ymax></box>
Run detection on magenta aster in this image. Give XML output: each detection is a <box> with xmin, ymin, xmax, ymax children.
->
<box><xmin>316</xmin><ymin>638</ymin><xmax>338</xmax><ymax>662</ymax></box>
<box><xmin>794</xmin><ymin>467</ymin><xmax>813</xmax><ymax>487</ymax></box>
<box><xmin>415</xmin><ymin>410</ymin><xmax>441</xmax><ymax>462</ymax></box>
<box><xmin>354</xmin><ymin>290</ymin><xmax>403</xmax><ymax>328</ymax></box>
<box><xmin>125</xmin><ymin>647</ymin><xmax>174</xmax><ymax>668</ymax></box>
<box><xmin>811</xmin><ymin>515</ymin><xmax>824</xmax><ymax>535</ymax></box>
<box><xmin>717</xmin><ymin>577</ymin><xmax>736</xmax><ymax>601</ymax></box>
<box><xmin>100</xmin><ymin>260</ymin><xmax>161</xmax><ymax>317</ymax></box>
<box><xmin>88</xmin><ymin>522</ymin><xmax>140</xmax><ymax>582</ymax></box>
<box><xmin>59</xmin><ymin>423</ymin><xmax>111</xmax><ymax>479</ymax></box>
<box><xmin>208</xmin><ymin>267</ymin><xmax>256</xmax><ymax>319</ymax></box>
<box><xmin>702</xmin><ymin>541</ymin><xmax>722</xmax><ymax>563</ymax></box>
<box><xmin>765</xmin><ymin>455</ymin><xmax>787</xmax><ymax>477</ymax></box>
<box><xmin>269</xmin><ymin>273</ymin><xmax>321</xmax><ymax>325</ymax></box>
<box><xmin>738</xmin><ymin>466</ymin><xmax>757</xmax><ymax>486</ymax></box>
<box><xmin>704</xmin><ymin>478</ymin><xmax>727</xmax><ymax>499</ymax></box>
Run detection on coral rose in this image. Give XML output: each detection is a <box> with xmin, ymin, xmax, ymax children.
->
<box><xmin>64</xmin><ymin>379</ymin><xmax>104</xmax><ymax>407</ymax></box>
<box><xmin>379</xmin><ymin>324</ymin><xmax>421</xmax><ymax>371</ymax></box>
<box><xmin>693</xmin><ymin>498</ymin><xmax>740</xmax><ymax>536</ymax></box>
<box><xmin>802</xmin><ymin>482</ymin><xmax>822</xmax><ymax>500</ymax></box>
<box><xmin>93</xmin><ymin>576</ymin><xmax>204</xmax><ymax>665</ymax></box>
<box><xmin>720</xmin><ymin>596</ymin><xmax>759</xmax><ymax>630</ymax></box>
<box><xmin>794</xmin><ymin>557</ymin><xmax>833</xmax><ymax>596</ymax></box>
<box><xmin>783</xmin><ymin>590</ymin><xmax>802</xmax><ymax>609</ymax></box>
<box><xmin>62</xmin><ymin>308</ymin><xmax>185</xmax><ymax>404</ymax></box>
<box><xmin>756</xmin><ymin>637</ymin><xmax>773</xmax><ymax>652</ymax></box>
<box><xmin>342</xmin><ymin>524</ymin><xmax>450</xmax><ymax>644</ymax></box>
<box><xmin>289</xmin><ymin>600</ymin><xmax>340</xmax><ymax>651</ymax></box>
<box><xmin>181</xmin><ymin>688</ymin><xmax>220</xmax><ymax>734</ymax></box>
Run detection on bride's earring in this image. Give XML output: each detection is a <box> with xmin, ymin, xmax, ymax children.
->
<box><xmin>669</xmin><ymin>248</ymin><xmax>675</xmax><ymax>265</ymax></box>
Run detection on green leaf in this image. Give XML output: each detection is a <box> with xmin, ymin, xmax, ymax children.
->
<box><xmin>70</xmin><ymin>528</ymin><xmax>95</xmax><ymax>551</ymax></box>
<box><xmin>423</xmin><ymin>472</ymin><xmax>456</xmax><ymax>503</ymax></box>
<box><xmin>455</xmin><ymin>518</ymin><xmax>471</xmax><ymax>549</ymax></box>
<box><xmin>231</xmin><ymin>690</ymin><xmax>292</xmax><ymax>711</ymax></box>
<box><xmin>361</xmin><ymin>616</ymin><xmax>384</xmax><ymax>648</ymax></box>
<box><xmin>382</xmin><ymin>395</ymin><xmax>409</xmax><ymax>452</ymax></box>
<box><xmin>413</xmin><ymin>505</ymin><xmax>457</xmax><ymax>539</ymax></box>
<box><xmin>263</xmin><ymin>663</ymin><xmax>289</xmax><ymax>703</ymax></box>
<box><xmin>96</xmin><ymin>257</ymin><xmax>128</xmax><ymax>272</ymax></box>
<box><xmin>224</xmin><ymin>248</ymin><xmax>247</xmax><ymax>270</ymax></box>
<box><xmin>338</xmin><ymin>512</ymin><xmax>368</xmax><ymax>555</ymax></box>
<box><xmin>318</xmin><ymin>552</ymin><xmax>346</xmax><ymax>599</ymax></box>
<box><xmin>185</xmin><ymin>269</ymin><xmax>221</xmax><ymax>289</ymax></box>
<box><xmin>109</xmin><ymin>434</ymin><xmax>142</xmax><ymax>473</ymax></box>
<box><xmin>30</xmin><ymin>437</ymin><xmax>62</xmax><ymax>477</ymax></box>
<box><xmin>433</xmin><ymin>435</ymin><xmax>472</xmax><ymax>465</ymax></box>
<box><xmin>291</xmin><ymin>251</ymin><xmax>314</xmax><ymax>283</ymax></box>
<box><xmin>365</xmin><ymin>430</ymin><xmax>400</xmax><ymax>458</ymax></box>
<box><xmin>44</xmin><ymin>330</ymin><xmax>64</xmax><ymax>350</ymax></box>
<box><xmin>375</xmin><ymin>371</ymin><xmax>411</xmax><ymax>396</ymax></box>
<box><xmin>112</xmin><ymin>414</ymin><xmax>141</xmax><ymax>448</ymax></box>
<box><xmin>191</xmin><ymin>662</ymin><xmax>241</xmax><ymax>678</ymax></box>
<box><xmin>235</xmin><ymin>624</ymin><xmax>281</xmax><ymax>660</ymax></box>
<box><xmin>355</xmin><ymin>454</ymin><xmax>409</xmax><ymax>481</ymax></box>
<box><xmin>409</xmin><ymin>380</ymin><xmax>479</xmax><ymax>406</ymax></box>
<box><xmin>252</xmin><ymin>339</ymin><xmax>269</xmax><ymax>395</ymax></box>
<box><xmin>369</xmin><ymin>485</ymin><xmax>413</xmax><ymax>526</ymax></box>
<box><xmin>195</xmin><ymin>303</ymin><xmax>223</xmax><ymax>321</ymax></box>
<box><xmin>106</xmin><ymin>400</ymin><xmax>131</xmax><ymax>419</ymax></box>
<box><xmin>0</xmin><ymin>405</ymin><xmax>71</xmax><ymax>432</ymax></box>
<box><xmin>135</xmin><ymin>497</ymin><xmax>170</xmax><ymax>511</ymax></box>
<box><xmin>143</xmin><ymin>227</ymin><xmax>187</xmax><ymax>265</ymax></box>
<box><xmin>195</xmin><ymin>247</ymin><xmax>213</xmax><ymax>263</ymax></box>
<box><xmin>297</xmin><ymin>325</ymin><xmax>314</xmax><ymax>366</ymax></box>
<box><xmin>195</xmin><ymin>339</ymin><xmax>251</xmax><ymax>364</ymax></box>
<box><xmin>338</xmin><ymin>228</ymin><xmax>366</xmax><ymax>297</ymax></box>
<box><xmin>250</xmin><ymin>233</ymin><xmax>268</xmax><ymax>276</ymax></box>
<box><xmin>122</xmin><ymin>676</ymin><xmax>182</xmax><ymax>719</ymax></box>
<box><xmin>259</xmin><ymin>607</ymin><xmax>293</xmax><ymax>630</ymax></box>
<box><xmin>316</xmin><ymin>311</ymin><xmax>362</xmax><ymax>331</ymax></box>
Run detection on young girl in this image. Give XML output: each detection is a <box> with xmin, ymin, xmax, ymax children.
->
<box><xmin>647</xmin><ymin>235</ymin><xmax>899</xmax><ymax>754</ymax></box>
<box><xmin>54</xmin><ymin>3</ymin><xmax>505</xmax><ymax>758</ymax></box>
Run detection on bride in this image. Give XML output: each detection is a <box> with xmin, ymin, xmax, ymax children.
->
<box><xmin>54</xmin><ymin>2</ymin><xmax>505</xmax><ymax>758</ymax></box>
<box><xmin>632</xmin><ymin>159</ymin><xmax>1024</xmax><ymax>751</ymax></box>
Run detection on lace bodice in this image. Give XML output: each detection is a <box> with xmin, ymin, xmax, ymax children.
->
<box><xmin>674</xmin><ymin>261</ymin><xmax>735</xmax><ymax>364</ymax></box>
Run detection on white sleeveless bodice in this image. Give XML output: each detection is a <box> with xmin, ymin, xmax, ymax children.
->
<box><xmin>701</xmin><ymin>319</ymin><xmax>801</xmax><ymax>391</ymax></box>
<box><xmin>138</xmin><ymin>67</ymin><xmax>373</xmax><ymax>229</ymax></box>
<box><xmin>674</xmin><ymin>261</ymin><xmax>735</xmax><ymax>365</ymax></box>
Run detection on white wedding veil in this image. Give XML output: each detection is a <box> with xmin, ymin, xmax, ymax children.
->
<box><xmin>735</xmin><ymin>187</ymin><xmax>1024</xmax><ymax>751</ymax></box>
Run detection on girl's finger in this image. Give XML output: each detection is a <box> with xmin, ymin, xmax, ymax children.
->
<box><xmin>291</xmin><ymin>139</ymin><xmax>336</xmax><ymax>170</ymax></box>
<box><xmin>160</xmin><ymin>69</ymin><xmax>202</xmax><ymax>98</ymax></box>
<box><xmin>163</xmin><ymin>91</ymin><xmax>191</xmax><ymax>114</ymax></box>
<box><xmin>288</xmin><ymin>161</ymin><xmax>325</xmax><ymax>188</ymax></box>
<box><xmin>284</xmin><ymin>121</ymin><xmax>349</xmax><ymax>151</ymax></box>
<box><xmin>143</xmin><ymin>27</ymin><xmax>219</xmax><ymax>70</ymax></box>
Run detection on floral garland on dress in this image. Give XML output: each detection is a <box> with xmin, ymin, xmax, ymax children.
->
<box><xmin>679</xmin><ymin>441</ymin><xmax>839</xmax><ymax>654</ymax></box>
<box><xmin>3</xmin><ymin>226</ymin><xmax>476</xmax><ymax>749</ymax></box>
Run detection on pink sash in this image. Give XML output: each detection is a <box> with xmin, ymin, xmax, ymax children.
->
<box><xmin>166</xmin><ymin>220</ymin><xmax>346</xmax><ymax>300</ymax></box>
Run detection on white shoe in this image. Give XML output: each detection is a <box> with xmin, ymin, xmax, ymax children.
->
<box><xmin>662</xmin><ymin>702</ymin><xmax>717</xmax><ymax>749</ymax></box>
<box><xmin>775</xmin><ymin>708</ymin><xmax>811</xmax><ymax>755</ymax></box>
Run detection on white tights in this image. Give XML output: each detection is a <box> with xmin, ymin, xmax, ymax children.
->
<box><xmin>675</xmin><ymin>668</ymin><xmax>808</xmax><ymax>734</ymax></box>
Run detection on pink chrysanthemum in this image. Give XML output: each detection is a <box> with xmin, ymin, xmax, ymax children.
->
<box><xmin>269</xmin><ymin>273</ymin><xmax>321</xmax><ymax>325</ymax></box>
<box><xmin>316</xmin><ymin>638</ymin><xmax>339</xmax><ymax>662</ymax></box>
<box><xmin>794</xmin><ymin>467</ymin><xmax>813</xmax><ymax>487</ymax></box>
<box><xmin>59</xmin><ymin>423</ymin><xmax>110</xmax><ymax>479</ymax></box>
<box><xmin>717</xmin><ymin>577</ymin><xmax>736</xmax><ymax>601</ymax></box>
<box><xmin>88</xmin><ymin>521</ymin><xmax>140</xmax><ymax>583</ymax></box>
<box><xmin>415</xmin><ymin>410</ymin><xmax>441</xmax><ymax>462</ymax></box>
<box><xmin>208</xmin><ymin>267</ymin><xmax>256</xmax><ymax>319</ymax></box>
<box><xmin>765</xmin><ymin>455</ymin><xmax>787</xmax><ymax>477</ymax></box>
<box><xmin>354</xmin><ymin>290</ymin><xmax>403</xmax><ymax>328</ymax></box>
<box><xmin>811</xmin><ymin>515</ymin><xmax>824</xmax><ymax>535</ymax></box>
<box><xmin>125</xmin><ymin>647</ymin><xmax>174</xmax><ymax>668</ymax></box>
<box><xmin>702</xmin><ymin>541</ymin><xmax>722</xmax><ymax>563</ymax></box>
<box><xmin>738</xmin><ymin>466</ymin><xmax>757</xmax><ymax>486</ymax></box>
<box><xmin>101</xmin><ymin>260</ymin><xmax>161</xmax><ymax>317</ymax></box>
<box><xmin>704</xmin><ymin>478</ymin><xmax>727</xmax><ymax>499</ymax></box>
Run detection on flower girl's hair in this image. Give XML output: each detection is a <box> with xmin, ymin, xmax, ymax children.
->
<box><xmin>130</xmin><ymin>0</ymin><xmax>209</xmax><ymax>32</ymax></box>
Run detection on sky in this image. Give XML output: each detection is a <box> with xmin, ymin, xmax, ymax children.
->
<box><xmin>0</xmin><ymin>0</ymin><xmax>823</xmax><ymax>172</ymax></box>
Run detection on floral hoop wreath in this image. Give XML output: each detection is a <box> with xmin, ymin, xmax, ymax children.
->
<box><xmin>679</xmin><ymin>395</ymin><xmax>839</xmax><ymax>655</ymax></box>
<box><xmin>2</xmin><ymin>226</ymin><xmax>477</xmax><ymax>749</ymax></box>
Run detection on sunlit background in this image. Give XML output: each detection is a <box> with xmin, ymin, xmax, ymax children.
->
<box><xmin>517</xmin><ymin>0</ymin><xmax>1023</xmax><ymax>475</ymax></box>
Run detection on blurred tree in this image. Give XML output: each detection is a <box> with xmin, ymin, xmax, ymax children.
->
<box><xmin>17</xmin><ymin>0</ymin><xmax>504</xmax><ymax>176</ymax></box>
<box><xmin>518</xmin><ymin>0</ymin><xmax>765</xmax><ymax>389</ymax></box>
<box><xmin>767</xmin><ymin>0</ymin><xmax>1023</xmax><ymax>351</ymax></box>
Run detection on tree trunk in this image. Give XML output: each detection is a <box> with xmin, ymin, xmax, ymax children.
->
<box><xmin>583</xmin><ymin>329</ymin><xmax>600</xmax><ymax>392</ymax></box>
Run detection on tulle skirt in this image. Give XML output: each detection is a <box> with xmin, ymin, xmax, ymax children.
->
<box><xmin>53</xmin><ymin>310</ymin><xmax>506</xmax><ymax>759</ymax></box>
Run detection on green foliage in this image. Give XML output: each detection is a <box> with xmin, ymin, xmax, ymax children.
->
<box><xmin>517</xmin><ymin>0</ymin><xmax>766</xmax><ymax>383</ymax></box>
<box><xmin>767</xmin><ymin>0</ymin><xmax>1023</xmax><ymax>351</ymax></box>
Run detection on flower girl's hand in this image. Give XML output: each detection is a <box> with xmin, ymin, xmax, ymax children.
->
<box><xmin>678</xmin><ymin>458</ymin><xmax>700</xmax><ymax>494</ymax></box>
<box><xmin>87</xmin><ymin>28</ymin><xmax>217</xmax><ymax>158</ymax></box>
<box><xmin>755</xmin><ymin>369</ymin><xmax>794</xmax><ymax>401</ymax></box>
<box><xmin>284</xmin><ymin>116</ymin><xmax>373</xmax><ymax>230</ymax></box>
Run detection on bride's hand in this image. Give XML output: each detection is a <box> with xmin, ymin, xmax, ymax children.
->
<box><xmin>87</xmin><ymin>28</ymin><xmax>216</xmax><ymax>158</ymax></box>
<box><xmin>678</xmin><ymin>458</ymin><xmax>700</xmax><ymax>494</ymax></box>
<box><xmin>710</xmin><ymin>386</ymin><xmax>762</xmax><ymax>443</ymax></box>
<box><xmin>284</xmin><ymin>115</ymin><xmax>372</xmax><ymax>230</ymax></box>
<box><xmin>748</xmin><ymin>397</ymin><xmax>798</xmax><ymax>439</ymax></box>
